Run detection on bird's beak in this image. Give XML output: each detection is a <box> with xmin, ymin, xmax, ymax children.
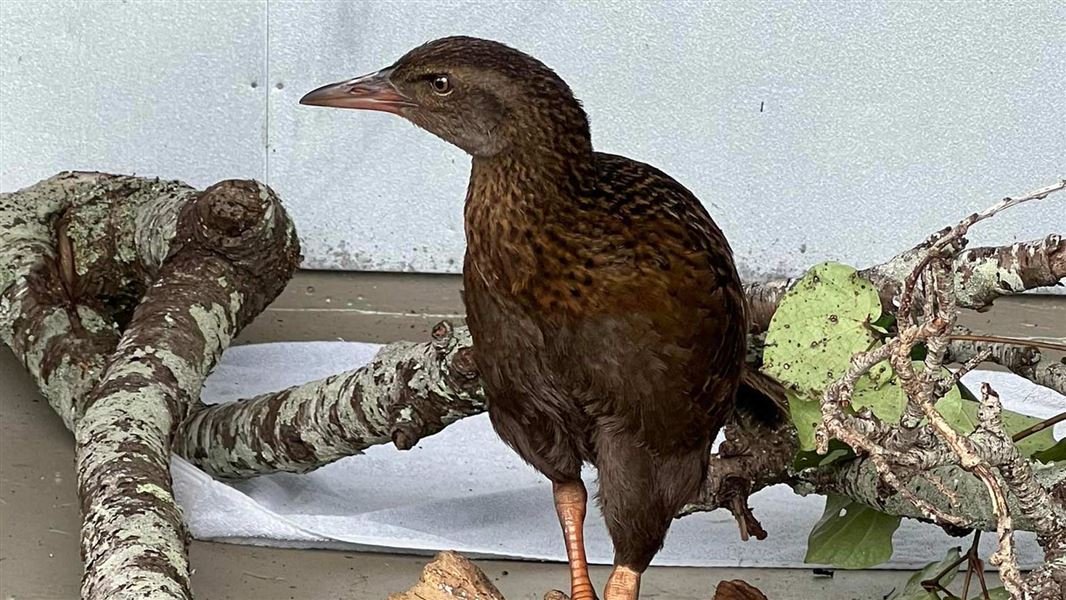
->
<box><xmin>299</xmin><ymin>68</ymin><xmax>416</xmax><ymax>115</ymax></box>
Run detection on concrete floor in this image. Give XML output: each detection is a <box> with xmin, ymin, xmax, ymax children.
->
<box><xmin>3</xmin><ymin>271</ymin><xmax>1058</xmax><ymax>599</ymax></box>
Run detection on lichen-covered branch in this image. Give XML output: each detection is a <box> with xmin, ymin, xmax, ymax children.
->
<box><xmin>947</xmin><ymin>339</ymin><xmax>1066</xmax><ymax>396</ymax></box>
<box><xmin>1</xmin><ymin>174</ymin><xmax>299</xmax><ymax>599</ymax></box>
<box><xmin>0</xmin><ymin>172</ymin><xmax>198</xmax><ymax>429</ymax></box>
<box><xmin>76</xmin><ymin>180</ymin><xmax>298</xmax><ymax>599</ymax></box>
<box><xmin>175</xmin><ymin>322</ymin><xmax>483</xmax><ymax>478</ymax></box>
<box><xmin>793</xmin><ymin>457</ymin><xmax>1066</xmax><ymax>532</ymax></box>
<box><xmin>745</xmin><ymin>235</ymin><xmax>1066</xmax><ymax>334</ymax></box>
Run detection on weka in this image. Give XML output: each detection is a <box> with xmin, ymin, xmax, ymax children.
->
<box><xmin>302</xmin><ymin>36</ymin><xmax>754</xmax><ymax>600</ymax></box>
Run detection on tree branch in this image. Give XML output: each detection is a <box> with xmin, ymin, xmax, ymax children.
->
<box><xmin>175</xmin><ymin>322</ymin><xmax>484</xmax><ymax>478</ymax></box>
<box><xmin>2</xmin><ymin>173</ymin><xmax>299</xmax><ymax>599</ymax></box>
<box><xmin>746</xmin><ymin>235</ymin><xmax>1066</xmax><ymax>334</ymax></box>
<box><xmin>947</xmin><ymin>339</ymin><xmax>1066</xmax><ymax>396</ymax></box>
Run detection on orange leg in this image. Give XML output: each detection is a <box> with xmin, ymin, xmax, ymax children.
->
<box><xmin>604</xmin><ymin>565</ymin><xmax>641</xmax><ymax>600</ymax></box>
<box><xmin>553</xmin><ymin>481</ymin><xmax>597</xmax><ymax>600</ymax></box>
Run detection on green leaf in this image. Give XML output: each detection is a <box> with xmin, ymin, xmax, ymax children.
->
<box><xmin>765</xmin><ymin>261</ymin><xmax>1056</xmax><ymax>468</ymax></box>
<box><xmin>871</xmin><ymin>312</ymin><xmax>895</xmax><ymax>332</ymax></box>
<box><xmin>788</xmin><ymin>361</ymin><xmax>964</xmax><ymax>452</ymax></box>
<box><xmin>937</xmin><ymin>397</ymin><xmax>1057</xmax><ymax>458</ymax></box>
<box><xmin>805</xmin><ymin>493</ymin><xmax>901</xmax><ymax>569</ymax></box>
<box><xmin>794</xmin><ymin>439</ymin><xmax>855</xmax><ymax>470</ymax></box>
<box><xmin>983</xmin><ymin>588</ymin><xmax>1010</xmax><ymax>600</ymax></box>
<box><xmin>909</xmin><ymin>343</ymin><xmax>928</xmax><ymax>361</ymax></box>
<box><xmin>763</xmin><ymin>262</ymin><xmax>883</xmax><ymax>397</ymax></box>
<box><xmin>1034</xmin><ymin>438</ymin><xmax>1066</xmax><ymax>464</ymax></box>
<box><xmin>767</xmin><ymin>263</ymin><xmax>892</xmax><ymax>451</ymax></box>
<box><xmin>852</xmin><ymin>363</ymin><xmax>963</xmax><ymax>428</ymax></box>
<box><xmin>886</xmin><ymin>547</ymin><xmax>962</xmax><ymax>599</ymax></box>
<box><xmin>789</xmin><ymin>393</ymin><xmax>822</xmax><ymax>451</ymax></box>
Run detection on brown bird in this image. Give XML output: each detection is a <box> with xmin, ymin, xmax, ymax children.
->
<box><xmin>302</xmin><ymin>37</ymin><xmax>761</xmax><ymax>600</ymax></box>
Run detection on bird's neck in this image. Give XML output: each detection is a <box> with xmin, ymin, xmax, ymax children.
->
<box><xmin>464</xmin><ymin>135</ymin><xmax>596</xmax><ymax>300</ymax></box>
<box><xmin>472</xmin><ymin>95</ymin><xmax>595</xmax><ymax>201</ymax></box>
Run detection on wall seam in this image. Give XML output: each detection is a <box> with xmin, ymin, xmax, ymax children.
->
<box><xmin>263</xmin><ymin>0</ymin><xmax>270</xmax><ymax>186</ymax></box>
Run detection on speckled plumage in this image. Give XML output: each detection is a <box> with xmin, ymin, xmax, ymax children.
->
<box><xmin>302</xmin><ymin>35</ymin><xmax>752</xmax><ymax>594</ymax></box>
<box><xmin>407</xmin><ymin>35</ymin><xmax>750</xmax><ymax>575</ymax></box>
<box><xmin>465</xmin><ymin>145</ymin><xmax>747</xmax><ymax>568</ymax></box>
<box><xmin>412</xmin><ymin>37</ymin><xmax>750</xmax><ymax>571</ymax></box>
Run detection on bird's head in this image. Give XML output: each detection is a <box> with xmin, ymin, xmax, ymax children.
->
<box><xmin>300</xmin><ymin>36</ymin><xmax>590</xmax><ymax>159</ymax></box>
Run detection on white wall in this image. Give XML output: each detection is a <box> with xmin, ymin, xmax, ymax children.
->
<box><xmin>2</xmin><ymin>1</ymin><xmax>1063</xmax><ymax>279</ymax></box>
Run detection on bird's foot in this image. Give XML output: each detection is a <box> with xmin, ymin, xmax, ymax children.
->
<box><xmin>603</xmin><ymin>566</ymin><xmax>640</xmax><ymax>600</ymax></box>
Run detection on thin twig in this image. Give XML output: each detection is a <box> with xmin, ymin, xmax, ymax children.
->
<box><xmin>949</xmin><ymin>334</ymin><xmax>1066</xmax><ymax>354</ymax></box>
<box><xmin>1012</xmin><ymin>412</ymin><xmax>1066</xmax><ymax>443</ymax></box>
<box><xmin>961</xmin><ymin>531</ymin><xmax>982</xmax><ymax>600</ymax></box>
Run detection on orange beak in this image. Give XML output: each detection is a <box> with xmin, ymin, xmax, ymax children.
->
<box><xmin>299</xmin><ymin>68</ymin><xmax>416</xmax><ymax>115</ymax></box>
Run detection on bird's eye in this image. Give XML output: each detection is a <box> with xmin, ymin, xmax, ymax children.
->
<box><xmin>430</xmin><ymin>75</ymin><xmax>452</xmax><ymax>95</ymax></box>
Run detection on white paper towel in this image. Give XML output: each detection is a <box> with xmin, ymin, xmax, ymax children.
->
<box><xmin>173</xmin><ymin>341</ymin><xmax>1064</xmax><ymax>568</ymax></box>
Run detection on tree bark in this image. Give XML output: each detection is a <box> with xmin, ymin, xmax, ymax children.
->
<box><xmin>1</xmin><ymin>173</ymin><xmax>299</xmax><ymax>599</ymax></box>
<box><xmin>174</xmin><ymin>321</ymin><xmax>484</xmax><ymax>479</ymax></box>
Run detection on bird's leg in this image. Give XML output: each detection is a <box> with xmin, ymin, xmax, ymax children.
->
<box><xmin>553</xmin><ymin>480</ymin><xmax>597</xmax><ymax>600</ymax></box>
<box><xmin>604</xmin><ymin>565</ymin><xmax>641</xmax><ymax>600</ymax></box>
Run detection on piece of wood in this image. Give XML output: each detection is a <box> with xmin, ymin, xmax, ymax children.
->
<box><xmin>713</xmin><ymin>579</ymin><xmax>769</xmax><ymax>600</ymax></box>
<box><xmin>388</xmin><ymin>551</ymin><xmax>506</xmax><ymax>600</ymax></box>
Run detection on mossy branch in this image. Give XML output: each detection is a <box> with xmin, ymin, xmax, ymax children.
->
<box><xmin>1</xmin><ymin>173</ymin><xmax>299</xmax><ymax>599</ymax></box>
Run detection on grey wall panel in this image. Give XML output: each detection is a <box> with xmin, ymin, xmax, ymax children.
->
<box><xmin>1</xmin><ymin>0</ymin><xmax>268</xmax><ymax>191</ymax></box>
<box><xmin>268</xmin><ymin>0</ymin><xmax>469</xmax><ymax>272</ymax></box>
<box><xmin>3</xmin><ymin>1</ymin><xmax>1064</xmax><ymax>278</ymax></box>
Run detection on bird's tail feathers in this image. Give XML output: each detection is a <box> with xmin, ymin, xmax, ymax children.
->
<box><xmin>735</xmin><ymin>366</ymin><xmax>789</xmax><ymax>427</ymax></box>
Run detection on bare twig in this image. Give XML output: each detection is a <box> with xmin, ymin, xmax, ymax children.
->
<box><xmin>1013</xmin><ymin>412</ymin><xmax>1066</xmax><ymax>443</ymax></box>
<box><xmin>946</xmin><ymin>339</ymin><xmax>1065</xmax><ymax>396</ymax></box>
<box><xmin>948</xmin><ymin>334</ymin><xmax>1066</xmax><ymax>354</ymax></box>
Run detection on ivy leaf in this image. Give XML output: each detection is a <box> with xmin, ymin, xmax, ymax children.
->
<box><xmin>1034</xmin><ymin>438</ymin><xmax>1066</xmax><ymax>464</ymax></box>
<box><xmin>764</xmin><ymin>262</ymin><xmax>883</xmax><ymax>397</ymax></box>
<box><xmin>983</xmin><ymin>588</ymin><xmax>1010</xmax><ymax>600</ymax></box>
<box><xmin>805</xmin><ymin>493</ymin><xmax>901</xmax><ymax>569</ymax></box>
<box><xmin>766</xmin><ymin>263</ymin><xmax>887</xmax><ymax>449</ymax></box>
<box><xmin>886</xmin><ymin>547</ymin><xmax>961</xmax><ymax>599</ymax></box>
